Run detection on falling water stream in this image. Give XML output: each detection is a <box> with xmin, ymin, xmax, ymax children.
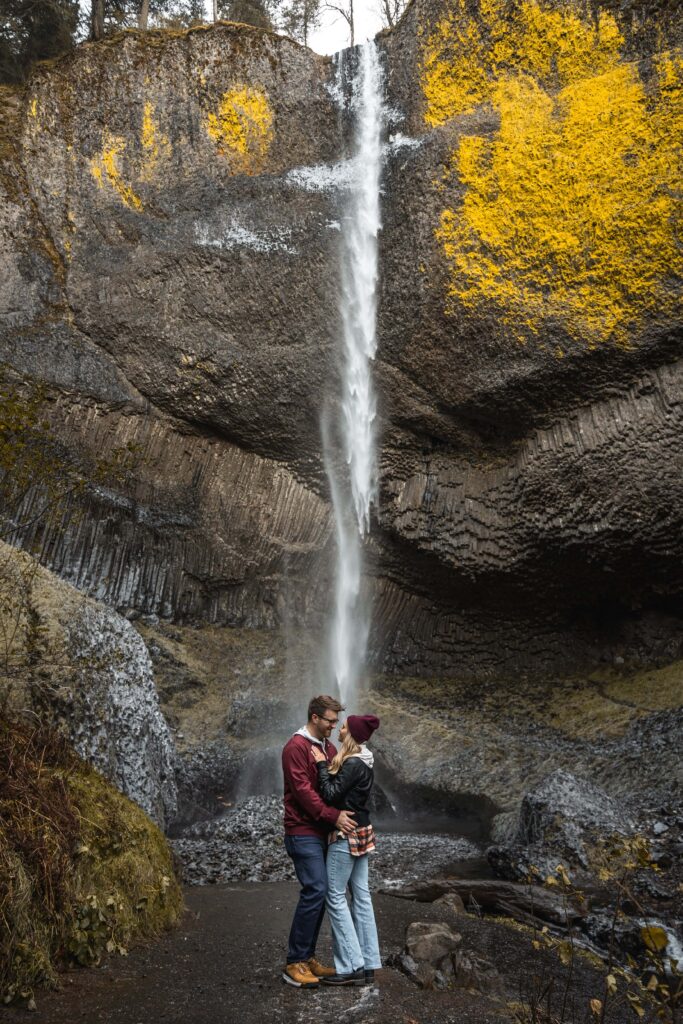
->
<box><xmin>172</xmin><ymin>40</ymin><xmax>491</xmax><ymax>886</ymax></box>
<box><xmin>325</xmin><ymin>42</ymin><xmax>385</xmax><ymax>709</ymax></box>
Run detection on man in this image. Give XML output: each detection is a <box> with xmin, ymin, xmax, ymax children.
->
<box><xmin>281</xmin><ymin>695</ymin><xmax>356</xmax><ymax>988</ymax></box>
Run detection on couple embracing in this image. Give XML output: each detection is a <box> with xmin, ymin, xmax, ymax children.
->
<box><xmin>281</xmin><ymin>695</ymin><xmax>381</xmax><ymax>989</ymax></box>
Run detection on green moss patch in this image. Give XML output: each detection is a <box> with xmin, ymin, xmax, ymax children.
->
<box><xmin>0</xmin><ymin>718</ymin><xmax>182</xmax><ymax>1005</ymax></box>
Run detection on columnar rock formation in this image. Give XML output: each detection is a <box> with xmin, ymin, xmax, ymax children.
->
<box><xmin>1</xmin><ymin>0</ymin><xmax>682</xmax><ymax>678</ymax></box>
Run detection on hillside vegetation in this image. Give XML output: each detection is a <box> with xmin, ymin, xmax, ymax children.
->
<box><xmin>0</xmin><ymin>717</ymin><xmax>182</xmax><ymax>1006</ymax></box>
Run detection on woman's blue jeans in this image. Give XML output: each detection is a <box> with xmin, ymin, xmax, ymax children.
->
<box><xmin>325</xmin><ymin>838</ymin><xmax>381</xmax><ymax>974</ymax></box>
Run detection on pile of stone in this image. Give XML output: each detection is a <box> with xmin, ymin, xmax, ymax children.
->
<box><xmin>171</xmin><ymin>795</ymin><xmax>482</xmax><ymax>887</ymax></box>
<box><xmin>393</xmin><ymin>921</ymin><xmax>502</xmax><ymax>993</ymax></box>
<box><xmin>171</xmin><ymin>796</ymin><xmax>294</xmax><ymax>885</ymax></box>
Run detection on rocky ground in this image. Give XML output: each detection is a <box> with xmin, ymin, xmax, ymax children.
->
<box><xmin>1</xmin><ymin>882</ymin><xmax>637</xmax><ymax>1024</ymax></box>
<box><xmin>169</xmin><ymin>785</ymin><xmax>682</xmax><ymax>962</ymax></box>
<box><xmin>171</xmin><ymin>795</ymin><xmax>481</xmax><ymax>886</ymax></box>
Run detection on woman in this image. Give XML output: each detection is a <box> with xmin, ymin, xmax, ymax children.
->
<box><xmin>310</xmin><ymin>714</ymin><xmax>382</xmax><ymax>987</ymax></box>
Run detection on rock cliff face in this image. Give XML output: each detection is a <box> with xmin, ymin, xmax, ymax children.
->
<box><xmin>1</xmin><ymin>1</ymin><xmax>682</xmax><ymax>678</ymax></box>
<box><xmin>374</xmin><ymin>0</ymin><xmax>683</xmax><ymax>675</ymax></box>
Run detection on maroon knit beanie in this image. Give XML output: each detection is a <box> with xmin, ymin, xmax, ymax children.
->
<box><xmin>347</xmin><ymin>715</ymin><xmax>380</xmax><ymax>744</ymax></box>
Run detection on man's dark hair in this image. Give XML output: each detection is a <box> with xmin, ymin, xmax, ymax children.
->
<box><xmin>308</xmin><ymin>695</ymin><xmax>344</xmax><ymax>720</ymax></box>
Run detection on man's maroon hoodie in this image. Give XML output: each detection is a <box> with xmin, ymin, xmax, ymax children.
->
<box><xmin>282</xmin><ymin>730</ymin><xmax>341</xmax><ymax>837</ymax></box>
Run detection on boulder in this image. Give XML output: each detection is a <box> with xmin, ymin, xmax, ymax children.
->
<box><xmin>488</xmin><ymin>770</ymin><xmax>635</xmax><ymax>885</ymax></box>
<box><xmin>398</xmin><ymin>922</ymin><xmax>463</xmax><ymax>991</ymax></box>
<box><xmin>0</xmin><ymin>542</ymin><xmax>177</xmax><ymax>829</ymax></box>
<box><xmin>451</xmin><ymin>950</ymin><xmax>503</xmax><ymax>995</ymax></box>
<box><xmin>405</xmin><ymin>921</ymin><xmax>462</xmax><ymax>963</ymax></box>
<box><xmin>65</xmin><ymin>602</ymin><xmax>178</xmax><ymax>829</ymax></box>
<box><xmin>519</xmin><ymin>770</ymin><xmax>634</xmax><ymax>851</ymax></box>
<box><xmin>399</xmin><ymin>924</ymin><xmax>501</xmax><ymax>994</ymax></box>
<box><xmin>434</xmin><ymin>892</ymin><xmax>466</xmax><ymax>914</ymax></box>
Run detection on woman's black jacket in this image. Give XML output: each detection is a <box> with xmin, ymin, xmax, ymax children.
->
<box><xmin>317</xmin><ymin>756</ymin><xmax>373</xmax><ymax>827</ymax></box>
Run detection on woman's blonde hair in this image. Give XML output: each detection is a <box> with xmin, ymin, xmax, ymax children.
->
<box><xmin>328</xmin><ymin>730</ymin><xmax>361</xmax><ymax>775</ymax></box>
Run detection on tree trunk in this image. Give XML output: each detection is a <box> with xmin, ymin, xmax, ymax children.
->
<box><xmin>138</xmin><ymin>0</ymin><xmax>150</xmax><ymax>30</ymax></box>
<box><xmin>212</xmin><ymin>0</ymin><xmax>218</xmax><ymax>21</ymax></box>
<box><xmin>324</xmin><ymin>0</ymin><xmax>354</xmax><ymax>47</ymax></box>
<box><xmin>379</xmin><ymin>878</ymin><xmax>586</xmax><ymax>927</ymax></box>
<box><xmin>91</xmin><ymin>0</ymin><xmax>104</xmax><ymax>39</ymax></box>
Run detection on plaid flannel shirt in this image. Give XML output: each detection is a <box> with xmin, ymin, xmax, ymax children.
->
<box><xmin>330</xmin><ymin>824</ymin><xmax>376</xmax><ymax>856</ymax></box>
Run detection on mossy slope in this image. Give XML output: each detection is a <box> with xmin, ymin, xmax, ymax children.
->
<box><xmin>0</xmin><ymin>719</ymin><xmax>182</xmax><ymax>1005</ymax></box>
<box><xmin>370</xmin><ymin>659</ymin><xmax>683</xmax><ymax>813</ymax></box>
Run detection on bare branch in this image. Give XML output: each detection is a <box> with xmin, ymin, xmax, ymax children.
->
<box><xmin>323</xmin><ymin>0</ymin><xmax>353</xmax><ymax>45</ymax></box>
<box><xmin>376</xmin><ymin>0</ymin><xmax>407</xmax><ymax>29</ymax></box>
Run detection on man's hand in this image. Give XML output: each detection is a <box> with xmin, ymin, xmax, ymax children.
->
<box><xmin>336</xmin><ymin>810</ymin><xmax>356</xmax><ymax>835</ymax></box>
<box><xmin>310</xmin><ymin>745</ymin><xmax>326</xmax><ymax>764</ymax></box>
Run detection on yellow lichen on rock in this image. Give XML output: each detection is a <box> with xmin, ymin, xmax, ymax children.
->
<box><xmin>140</xmin><ymin>101</ymin><xmax>171</xmax><ymax>180</ymax></box>
<box><xmin>90</xmin><ymin>132</ymin><xmax>143</xmax><ymax>211</ymax></box>
<box><xmin>422</xmin><ymin>0</ymin><xmax>623</xmax><ymax>126</ymax></box>
<box><xmin>435</xmin><ymin>58</ymin><xmax>683</xmax><ymax>344</ymax></box>
<box><xmin>205</xmin><ymin>85</ymin><xmax>273</xmax><ymax>173</ymax></box>
<box><xmin>422</xmin><ymin>9</ymin><xmax>488</xmax><ymax>125</ymax></box>
<box><xmin>424</xmin><ymin>0</ymin><xmax>682</xmax><ymax>346</ymax></box>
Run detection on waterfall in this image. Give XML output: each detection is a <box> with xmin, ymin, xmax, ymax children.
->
<box><xmin>325</xmin><ymin>42</ymin><xmax>385</xmax><ymax>709</ymax></box>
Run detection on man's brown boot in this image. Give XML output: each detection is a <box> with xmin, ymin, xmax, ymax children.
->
<box><xmin>282</xmin><ymin>961</ymin><xmax>320</xmax><ymax>988</ymax></box>
<box><xmin>307</xmin><ymin>957</ymin><xmax>336</xmax><ymax>978</ymax></box>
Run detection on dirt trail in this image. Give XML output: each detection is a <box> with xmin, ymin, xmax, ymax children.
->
<box><xmin>4</xmin><ymin>882</ymin><xmax>608</xmax><ymax>1024</ymax></box>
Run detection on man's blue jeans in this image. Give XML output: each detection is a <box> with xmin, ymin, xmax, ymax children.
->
<box><xmin>284</xmin><ymin>834</ymin><xmax>328</xmax><ymax>964</ymax></box>
<box><xmin>325</xmin><ymin>838</ymin><xmax>381</xmax><ymax>974</ymax></box>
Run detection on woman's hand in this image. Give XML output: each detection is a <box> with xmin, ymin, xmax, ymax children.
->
<box><xmin>310</xmin><ymin>745</ymin><xmax>326</xmax><ymax>764</ymax></box>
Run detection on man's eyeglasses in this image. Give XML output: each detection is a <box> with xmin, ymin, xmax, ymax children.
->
<box><xmin>314</xmin><ymin>716</ymin><xmax>338</xmax><ymax>726</ymax></box>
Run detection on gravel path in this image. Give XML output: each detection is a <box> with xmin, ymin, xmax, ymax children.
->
<box><xmin>3</xmin><ymin>882</ymin><xmax>618</xmax><ymax>1024</ymax></box>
